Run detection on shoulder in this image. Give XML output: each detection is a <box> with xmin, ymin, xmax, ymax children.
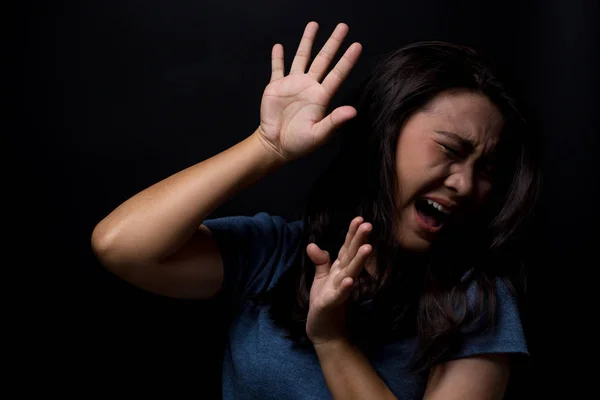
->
<box><xmin>203</xmin><ymin>211</ymin><xmax>304</xmax><ymax>254</ymax></box>
<box><xmin>202</xmin><ymin>212</ymin><xmax>304</xmax><ymax>302</ymax></box>
<box><xmin>445</xmin><ymin>273</ymin><xmax>528</xmax><ymax>361</ymax></box>
<box><xmin>426</xmin><ymin>274</ymin><xmax>527</xmax><ymax>397</ymax></box>
<box><xmin>203</xmin><ymin>211</ymin><xmax>302</xmax><ymax>236</ymax></box>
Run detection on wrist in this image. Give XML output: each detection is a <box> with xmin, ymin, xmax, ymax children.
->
<box><xmin>312</xmin><ymin>337</ymin><xmax>352</xmax><ymax>354</ymax></box>
<box><xmin>252</xmin><ymin>127</ymin><xmax>288</xmax><ymax>166</ymax></box>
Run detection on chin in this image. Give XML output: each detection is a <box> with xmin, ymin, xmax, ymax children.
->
<box><xmin>396</xmin><ymin>232</ymin><xmax>434</xmax><ymax>253</ymax></box>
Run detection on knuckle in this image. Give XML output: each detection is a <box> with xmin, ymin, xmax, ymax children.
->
<box><xmin>328</xmin><ymin>35</ymin><xmax>343</xmax><ymax>45</ymax></box>
<box><xmin>317</xmin><ymin>49</ymin><xmax>334</xmax><ymax>60</ymax></box>
<box><xmin>332</xmin><ymin>66</ymin><xmax>347</xmax><ymax>79</ymax></box>
<box><xmin>295</xmin><ymin>49</ymin><xmax>310</xmax><ymax>58</ymax></box>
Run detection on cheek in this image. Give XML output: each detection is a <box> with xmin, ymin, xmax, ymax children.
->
<box><xmin>426</xmin><ymin>142</ymin><xmax>447</xmax><ymax>163</ymax></box>
<box><xmin>397</xmin><ymin>146</ymin><xmax>443</xmax><ymax>185</ymax></box>
<box><xmin>399</xmin><ymin>138</ymin><xmax>441</xmax><ymax>164</ymax></box>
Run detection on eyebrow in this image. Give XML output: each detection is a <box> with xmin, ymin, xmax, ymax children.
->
<box><xmin>434</xmin><ymin>130</ymin><xmax>476</xmax><ymax>151</ymax></box>
<box><xmin>435</xmin><ymin>130</ymin><xmax>500</xmax><ymax>162</ymax></box>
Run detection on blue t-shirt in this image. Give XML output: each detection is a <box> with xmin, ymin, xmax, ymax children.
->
<box><xmin>203</xmin><ymin>212</ymin><xmax>528</xmax><ymax>399</ymax></box>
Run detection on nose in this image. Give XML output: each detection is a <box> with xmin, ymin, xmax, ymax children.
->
<box><xmin>444</xmin><ymin>165</ymin><xmax>474</xmax><ymax>198</ymax></box>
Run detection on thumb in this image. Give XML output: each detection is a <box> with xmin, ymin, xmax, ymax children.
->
<box><xmin>306</xmin><ymin>243</ymin><xmax>331</xmax><ymax>278</ymax></box>
<box><xmin>313</xmin><ymin>105</ymin><xmax>357</xmax><ymax>143</ymax></box>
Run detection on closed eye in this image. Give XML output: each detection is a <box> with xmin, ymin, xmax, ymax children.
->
<box><xmin>440</xmin><ymin>144</ymin><xmax>462</xmax><ymax>157</ymax></box>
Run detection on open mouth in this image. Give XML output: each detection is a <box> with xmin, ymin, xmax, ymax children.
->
<box><xmin>414</xmin><ymin>198</ymin><xmax>451</xmax><ymax>231</ymax></box>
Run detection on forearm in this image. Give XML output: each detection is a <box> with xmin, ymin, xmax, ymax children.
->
<box><xmin>92</xmin><ymin>129</ymin><xmax>285</xmax><ymax>264</ymax></box>
<box><xmin>314</xmin><ymin>339</ymin><xmax>397</xmax><ymax>400</ymax></box>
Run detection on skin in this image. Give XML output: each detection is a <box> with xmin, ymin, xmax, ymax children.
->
<box><xmin>307</xmin><ymin>90</ymin><xmax>509</xmax><ymax>399</ymax></box>
<box><xmin>394</xmin><ymin>89</ymin><xmax>505</xmax><ymax>251</ymax></box>
<box><xmin>93</xmin><ymin>18</ymin><xmax>512</xmax><ymax>399</ymax></box>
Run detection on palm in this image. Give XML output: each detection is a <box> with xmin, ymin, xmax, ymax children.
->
<box><xmin>260</xmin><ymin>75</ymin><xmax>329</xmax><ymax>156</ymax></box>
<box><xmin>257</xmin><ymin>21</ymin><xmax>362</xmax><ymax>161</ymax></box>
<box><xmin>307</xmin><ymin>272</ymin><xmax>347</xmax><ymax>343</ymax></box>
<box><xmin>308</xmin><ymin>271</ymin><xmax>339</xmax><ymax>311</ymax></box>
<box><xmin>304</xmin><ymin>217</ymin><xmax>373</xmax><ymax>345</ymax></box>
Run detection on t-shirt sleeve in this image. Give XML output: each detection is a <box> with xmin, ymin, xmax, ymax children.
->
<box><xmin>202</xmin><ymin>212</ymin><xmax>304</xmax><ymax>305</ymax></box>
<box><xmin>443</xmin><ymin>277</ymin><xmax>529</xmax><ymax>361</ymax></box>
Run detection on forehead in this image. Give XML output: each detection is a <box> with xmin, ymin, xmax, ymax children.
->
<box><xmin>421</xmin><ymin>89</ymin><xmax>505</xmax><ymax>152</ymax></box>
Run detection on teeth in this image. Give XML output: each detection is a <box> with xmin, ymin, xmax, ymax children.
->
<box><xmin>426</xmin><ymin>199</ymin><xmax>450</xmax><ymax>214</ymax></box>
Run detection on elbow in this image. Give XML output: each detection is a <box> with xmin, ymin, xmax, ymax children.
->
<box><xmin>91</xmin><ymin>221</ymin><xmax>111</xmax><ymax>258</ymax></box>
<box><xmin>91</xmin><ymin>221</ymin><xmax>130</xmax><ymax>272</ymax></box>
<box><xmin>91</xmin><ymin>221</ymin><xmax>157</xmax><ymax>286</ymax></box>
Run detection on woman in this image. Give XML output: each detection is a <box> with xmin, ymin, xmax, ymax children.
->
<box><xmin>92</xmin><ymin>21</ymin><xmax>540</xmax><ymax>399</ymax></box>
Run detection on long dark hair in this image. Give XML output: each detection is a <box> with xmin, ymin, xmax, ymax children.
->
<box><xmin>259</xmin><ymin>41</ymin><xmax>541</xmax><ymax>372</ymax></box>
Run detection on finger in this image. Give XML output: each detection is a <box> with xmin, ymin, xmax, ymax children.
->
<box><xmin>342</xmin><ymin>244</ymin><xmax>372</xmax><ymax>284</ymax></box>
<box><xmin>337</xmin><ymin>216</ymin><xmax>363</xmax><ymax>263</ymax></box>
<box><xmin>312</xmin><ymin>105</ymin><xmax>357</xmax><ymax>143</ymax></box>
<box><xmin>321</xmin><ymin>42</ymin><xmax>362</xmax><ymax>96</ymax></box>
<box><xmin>335</xmin><ymin>277</ymin><xmax>354</xmax><ymax>303</ymax></box>
<box><xmin>289</xmin><ymin>21</ymin><xmax>319</xmax><ymax>74</ymax></box>
<box><xmin>270</xmin><ymin>43</ymin><xmax>285</xmax><ymax>82</ymax></box>
<box><xmin>346</xmin><ymin>222</ymin><xmax>372</xmax><ymax>264</ymax></box>
<box><xmin>341</xmin><ymin>277</ymin><xmax>353</xmax><ymax>289</ymax></box>
<box><xmin>306</xmin><ymin>243</ymin><xmax>331</xmax><ymax>278</ymax></box>
<box><xmin>307</xmin><ymin>22</ymin><xmax>349</xmax><ymax>82</ymax></box>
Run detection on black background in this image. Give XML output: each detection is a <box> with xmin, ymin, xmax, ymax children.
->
<box><xmin>15</xmin><ymin>0</ymin><xmax>599</xmax><ymax>398</ymax></box>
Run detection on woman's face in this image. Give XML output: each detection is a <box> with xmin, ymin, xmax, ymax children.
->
<box><xmin>394</xmin><ymin>89</ymin><xmax>504</xmax><ymax>252</ymax></box>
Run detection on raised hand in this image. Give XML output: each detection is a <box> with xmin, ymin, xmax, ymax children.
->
<box><xmin>305</xmin><ymin>216</ymin><xmax>373</xmax><ymax>346</ymax></box>
<box><xmin>256</xmin><ymin>21</ymin><xmax>362</xmax><ymax>162</ymax></box>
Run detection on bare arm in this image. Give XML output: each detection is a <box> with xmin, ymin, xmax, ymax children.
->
<box><xmin>316</xmin><ymin>339</ymin><xmax>510</xmax><ymax>400</ymax></box>
<box><xmin>91</xmin><ymin>21</ymin><xmax>362</xmax><ymax>299</ymax></box>
<box><xmin>307</xmin><ymin>219</ymin><xmax>395</xmax><ymax>399</ymax></box>
<box><xmin>91</xmin><ymin>131</ymin><xmax>284</xmax><ymax>298</ymax></box>
<box><xmin>315</xmin><ymin>339</ymin><xmax>397</xmax><ymax>400</ymax></box>
<box><xmin>305</xmin><ymin>218</ymin><xmax>510</xmax><ymax>399</ymax></box>
<box><xmin>423</xmin><ymin>354</ymin><xmax>510</xmax><ymax>399</ymax></box>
